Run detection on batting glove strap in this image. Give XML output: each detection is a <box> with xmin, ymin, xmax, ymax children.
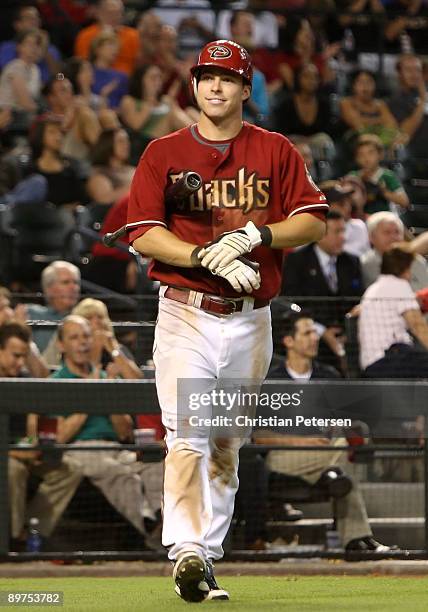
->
<box><xmin>258</xmin><ymin>224</ymin><xmax>273</xmax><ymax>247</ymax></box>
<box><xmin>199</xmin><ymin>221</ymin><xmax>268</xmax><ymax>272</ymax></box>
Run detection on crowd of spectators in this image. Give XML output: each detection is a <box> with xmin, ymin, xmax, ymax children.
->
<box><xmin>1</xmin><ymin>0</ymin><xmax>428</xmax><ymax>553</ymax></box>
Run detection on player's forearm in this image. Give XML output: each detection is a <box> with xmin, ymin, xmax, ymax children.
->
<box><xmin>133</xmin><ymin>226</ymin><xmax>199</xmax><ymax>267</ymax></box>
<box><xmin>267</xmin><ymin>213</ymin><xmax>326</xmax><ymax>249</ymax></box>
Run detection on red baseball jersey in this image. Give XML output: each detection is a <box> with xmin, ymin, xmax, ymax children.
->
<box><xmin>127</xmin><ymin>122</ymin><xmax>328</xmax><ymax>300</ymax></box>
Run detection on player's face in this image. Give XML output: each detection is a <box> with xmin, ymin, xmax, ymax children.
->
<box><xmin>371</xmin><ymin>221</ymin><xmax>403</xmax><ymax>253</ymax></box>
<box><xmin>59</xmin><ymin>321</ymin><xmax>93</xmax><ymax>368</ymax></box>
<box><xmin>318</xmin><ymin>219</ymin><xmax>346</xmax><ymax>256</ymax></box>
<box><xmin>196</xmin><ymin>68</ymin><xmax>250</xmax><ymax>122</ymax></box>
<box><xmin>286</xmin><ymin>318</ymin><xmax>319</xmax><ymax>359</ymax></box>
<box><xmin>0</xmin><ymin>337</ymin><xmax>28</xmax><ymax>377</ymax></box>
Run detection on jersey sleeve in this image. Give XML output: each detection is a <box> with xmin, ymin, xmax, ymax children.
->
<box><xmin>126</xmin><ymin>142</ymin><xmax>168</xmax><ymax>244</ymax></box>
<box><xmin>281</xmin><ymin>144</ymin><xmax>329</xmax><ymax>219</ymax></box>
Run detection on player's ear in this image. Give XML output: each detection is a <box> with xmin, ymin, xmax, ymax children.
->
<box><xmin>242</xmin><ymin>84</ymin><xmax>251</xmax><ymax>102</ymax></box>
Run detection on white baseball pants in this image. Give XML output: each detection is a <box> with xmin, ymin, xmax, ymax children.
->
<box><xmin>154</xmin><ymin>289</ymin><xmax>272</xmax><ymax>561</ymax></box>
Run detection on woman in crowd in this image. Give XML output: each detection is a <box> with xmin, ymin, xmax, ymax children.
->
<box><xmin>339</xmin><ymin>69</ymin><xmax>402</xmax><ymax>150</ymax></box>
<box><xmin>62</xmin><ymin>56</ymin><xmax>106</xmax><ymax>113</ymax></box>
<box><xmin>72</xmin><ymin>298</ymin><xmax>143</xmax><ymax>379</ymax></box>
<box><xmin>42</xmin><ymin>75</ymin><xmax>101</xmax><ymax>165</ymax></box>
<box><xmin>86</xmin><ymin>127</ymin><xmax>135</xmax><ymax>206</ymax></box>
<box><xmin>29</xmin><ymin>114</ymin><xmax>86</xmax><ymax>209</ymax></box>
<box><xmin>278</xmin><ymin>19</ymin><xmax>336</xmax><ymax>91</ymax></box>
<box><xmin>273</xmin><ymin>63</ymin><xmax>335</xmax><ymax>161</ymax></box>
<box><xmin>359</xmin><ymin>248</ymin><xmax>428</xmax><ymax>378</ymax></box>
<box><xmin>119</xmin><ymin>64</ymin><xmax>193</xmax><ymax>164</ymax></box>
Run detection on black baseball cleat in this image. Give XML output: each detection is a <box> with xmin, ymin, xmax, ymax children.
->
<box><xmin>345</xmin><ymin>536</ymin><xmax>397</xmax><ymax>552</ymax></box>
<box><xmin>204</xmin><ymin>560</ymin><xmax>230</xmax><ymax>601</ymax></box>
<box><xmin>173</xmin><ymin>553</ymin><xmax>209</xmax><ymax>603</ymax></box>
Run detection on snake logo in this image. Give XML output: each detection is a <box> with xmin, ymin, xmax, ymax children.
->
<box><xmin>207</xmin><ymin>45</ymin><xmax>232</xmax><ymax>60</ymax></box>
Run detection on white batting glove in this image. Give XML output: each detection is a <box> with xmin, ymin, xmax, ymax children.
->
<box><xmin>199</xmin><ymin>221</ymin><xmax>263</xmax><ymax>272</ymax></box>
<box><xmin>213</xmin><ymin>258</ymin><xmax>261</xmax><ymax>294</ymax></box>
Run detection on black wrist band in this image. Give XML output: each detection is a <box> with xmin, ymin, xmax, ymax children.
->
<box><xmin>258</xmin><ymin>225</ymin><xmax>273</xmax><ymax>247</ymax></box>
<box><xmin>191</xmin><ymin>246</ymin><xmax>203</xmax><ymax>267</ymax></box>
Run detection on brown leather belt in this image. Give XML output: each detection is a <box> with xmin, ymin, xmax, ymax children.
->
<box><xmin>164</xmin><ymin>287</ymin><xmax>269</xmax><ymax>316</ymax></box>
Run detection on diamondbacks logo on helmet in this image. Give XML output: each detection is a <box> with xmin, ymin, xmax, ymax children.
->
<box><xmin>207</xmin><ymin>45</ymin><xmax>232</xmax><ymax>60</ymax></box>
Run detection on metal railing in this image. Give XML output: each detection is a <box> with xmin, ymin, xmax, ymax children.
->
<box><xmin>1</xmin><ymin>378</ymin><xmax>427</xmax><ymax>561</ymax></box>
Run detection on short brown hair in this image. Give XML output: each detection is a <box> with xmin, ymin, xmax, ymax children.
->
<box><xmin>355</xmin><ymin>134</ymin><xmax>384</xmax><ymax>155</ymax></box>
<box><xmin>381</xmin><ymin>248</ymin><xmax>414</xmax><ymax>277</ymax></box>
<box><xmin>0</xmin><ymin>321</ymin><xmax>31</xmax><ymax>349</ymax></box>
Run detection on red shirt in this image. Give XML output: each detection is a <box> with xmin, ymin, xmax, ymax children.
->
<box><xmin>127</xmin><ymin>122</ymin><xmax>328</xmax><ymax>300</ymax></box>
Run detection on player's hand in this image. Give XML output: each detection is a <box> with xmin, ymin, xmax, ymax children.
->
<box><xmin>199</xmin><ymin>221</ymin><xmax>263</xmax><ymax>272</ymax></box>
<box><xmin>213</xmin><ymin>258</ymin><xmax>261</xmax><ymax>293</ymax></box>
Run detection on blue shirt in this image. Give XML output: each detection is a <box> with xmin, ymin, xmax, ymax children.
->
<box><xmin>243</xmin><ymin>68</ymin><xmax>269</xmax><ymax>126</ymax></box>
<box><xmin>92</xmin><ymin>66</ymin><xmax>128</xmax><ymax>109</ymax></box>
<box><xmin>0</xmin><ymin>40</ymin><xmax>61</xmax><ymax>84</ymax></box>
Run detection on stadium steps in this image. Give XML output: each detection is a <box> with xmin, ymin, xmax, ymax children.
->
<box><xmin>258</xmin><ymin>483</ymin><xmax>425</xmax><ymax>550</ymax></box>
<box><xmin>263</xmin><ymin>517</ymin><xmax>424</xmax><ymax>550</ymax></box>
<box><xmin>300</xmin><ymin>483</ymin><xmax>424</xmax><ymax>519</ymax></box>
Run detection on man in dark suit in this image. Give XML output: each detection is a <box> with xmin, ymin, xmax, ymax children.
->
<box><xmin>282</xmin><ymin>209</ymin><xmax>362</xmax><ymax>303</ymax></box>
<box><xmin>281</xmin><ymin>209</ymin><xmax>363</xmax><ymax>370</ymax></box>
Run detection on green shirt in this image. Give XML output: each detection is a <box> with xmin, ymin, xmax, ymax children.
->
<box><xmin>51</xmin><ymin>364</ymin><xmax>118</xmax><ymax>442</ymax></box>
<box><xmin>351</xmin><ymin>167</ymin><xmax>404</xmax><ymax>214</ymax></box>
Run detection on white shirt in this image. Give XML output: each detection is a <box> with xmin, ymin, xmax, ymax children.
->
<box><xmin>345</xmin><ymin>219</ymin><xmax>370</xmax><ymax>258</ymax></box>
<box><xmin>153</xmin><ymin>1</ymin><xmax>215</xmax><ymax>49</ymax></box>
<box><xmin>0</xmin><ymin>59</ymin><xmax>41</xmax><ymax>110</ymax></box>
<box><xmin>216</xmin><ymin>8</ymin><xmax>279</xmax><ymax>48</ymax></box>
<box><xmin>286</xmin><ymin>365</ymin><xmax>312</xmax><ymax>380</ymax></box>
<box><xmin>358</xmin><ymin>274</ymin><xmax>420</xmax><ymax>369</ymax></box>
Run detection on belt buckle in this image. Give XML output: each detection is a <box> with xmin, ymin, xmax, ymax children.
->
<box><xmin>222</xmin><ymin>298</ymin><xmax>239</xmax><ymax>313</ymax></box>
<box><xmin>208</xmin><ymin>295</ymin><xmax>238</xmax><ymax>314</ymax></box>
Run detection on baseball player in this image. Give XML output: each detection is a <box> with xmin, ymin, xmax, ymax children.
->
<box><xmin>127</xmin><ymin>39</ymin><xmax>328</xmax><ymax>602</ymax></box>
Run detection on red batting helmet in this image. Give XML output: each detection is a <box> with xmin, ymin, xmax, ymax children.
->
<box><xmin>190</xmin><ymin>39</ymin><xmax>253</xmax><ymax>99</ymax></box>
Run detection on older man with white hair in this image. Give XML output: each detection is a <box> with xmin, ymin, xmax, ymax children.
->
<box><xmin>361</xmin><ymin>211</ymin><xmax>428</xmax><ymax>291</ymax></box>
<box><xmin>25</xmin><ymin>261</ymin><xmax>81</xmax><ymax>353</ymax></box>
